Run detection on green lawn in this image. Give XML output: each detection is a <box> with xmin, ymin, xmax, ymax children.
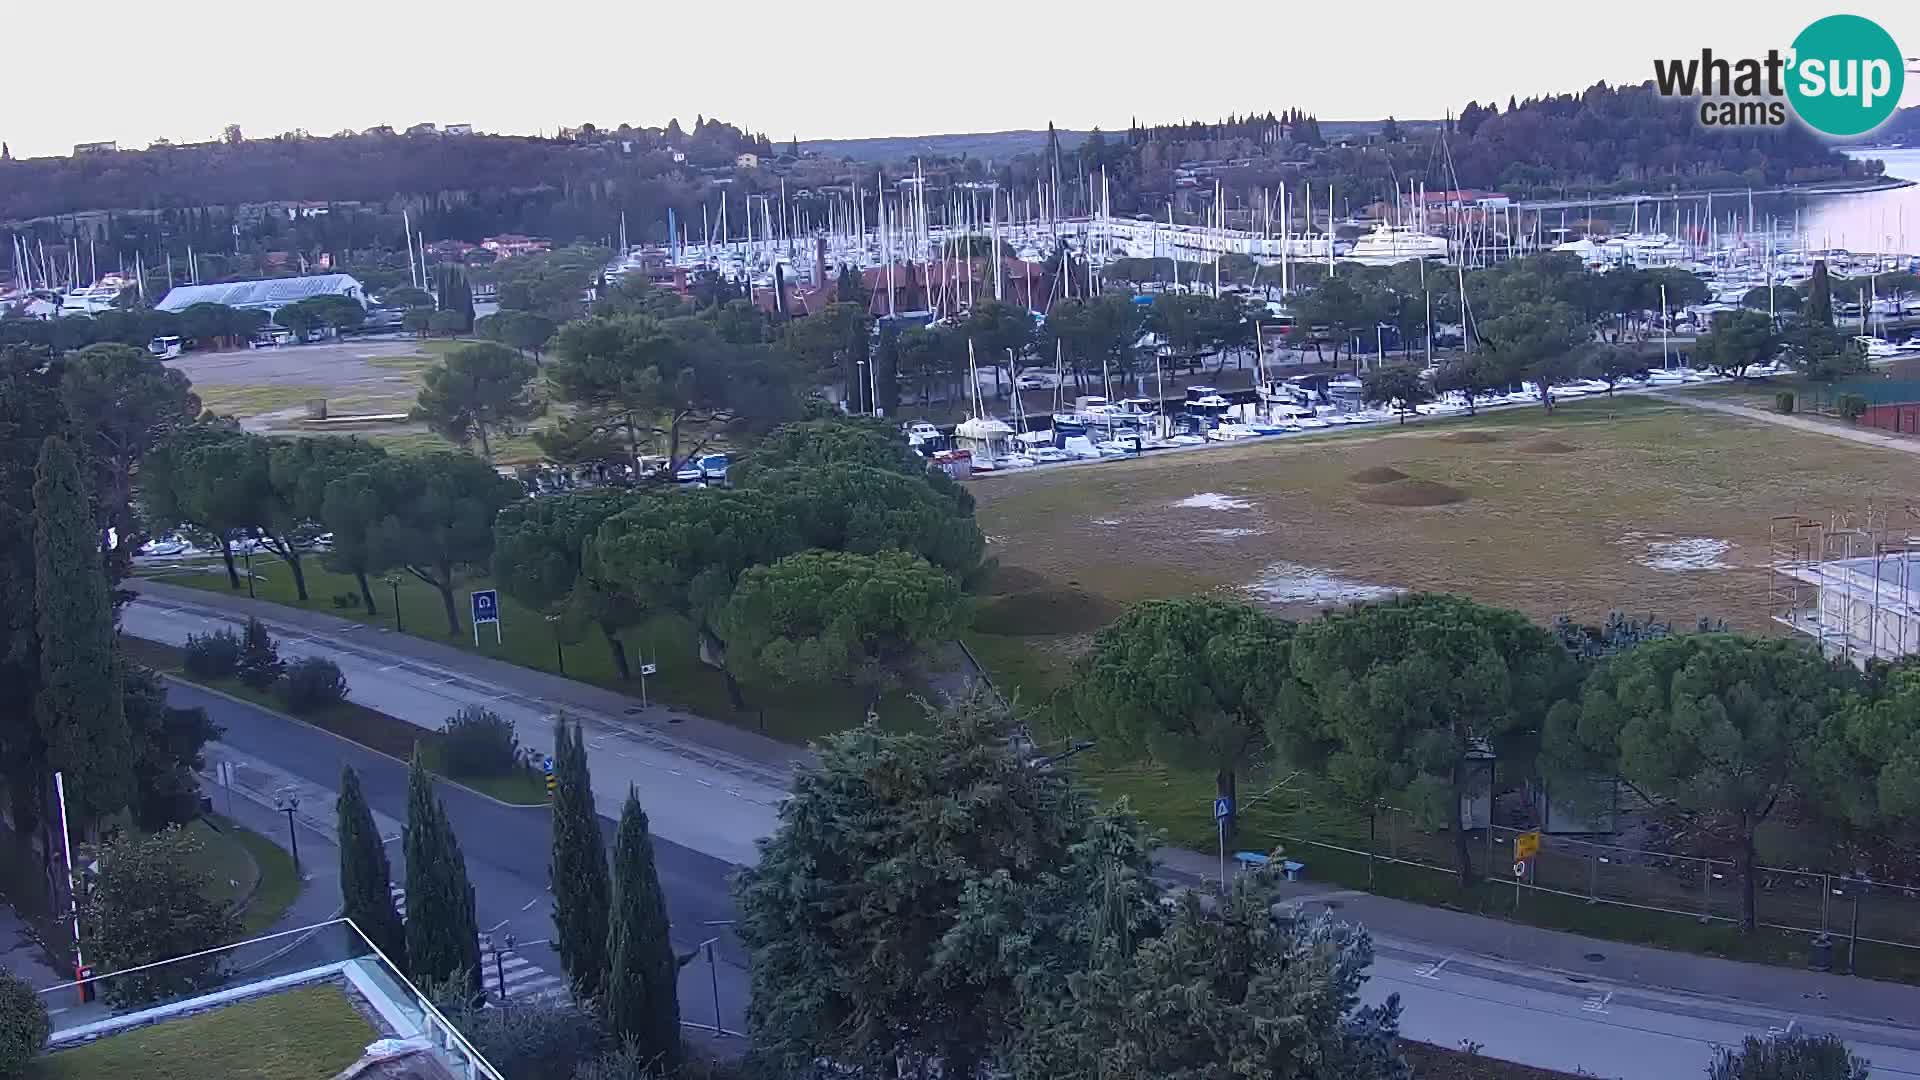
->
<box><xmin>122</xmin><ymin>638</ymin><xmax>548</xmax><ymax>806</ymax></box>
<box><xmin>961</xmin><ymin>387</ymin><xmax>1920</xmax><ymax>988</ymax></box>
<box><xmin>226</xmin><ymin>823</ymin><xmax>302</xmax><ymax>936</ymax></box>
<box><xmin>177</xmin><ymin>818</ymin><xmax>256</xmax><ymax>914</ymax></box>
<box><xmin>29</xmin><ymin>984</ymin><xmax>375</xmax><ymax>1080</ymax></box>
<box><xmin>148</xmin><ymin>560</ymin><xmax>931</xmax><ymax>744</ymax></box>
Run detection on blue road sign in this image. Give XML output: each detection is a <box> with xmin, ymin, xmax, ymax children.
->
<box><xmin>1213</xmin><ymin>797</ymin><xmax>1233</xmax><ymax>821</ymax></box>
<box><xmin>471</xmin><ymin>589</ymin><xmax>500</xmax><ymax>625</ymax></box>
<box><xmin>542</xmin><ymin>755</ymin><xmax>555</xmax><ymax>774</ymax></box>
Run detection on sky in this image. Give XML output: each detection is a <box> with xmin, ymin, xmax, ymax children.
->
<box><xmin>9</xmin><ymin>1</ymin><xmax>1920</xmax><ymax>159</ymax></box>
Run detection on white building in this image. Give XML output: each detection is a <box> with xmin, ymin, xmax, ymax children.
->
<box><xmin>1776</xmin><ymin>551</ymin><xmax>1920</xmax><ymax>664</ymax></box>
<box><xmin>155</xmin><ymin>273</ymin><xmax>367</xmax><ymax>315</ymax></box>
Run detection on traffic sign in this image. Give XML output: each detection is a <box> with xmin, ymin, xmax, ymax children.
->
<box><xmin>1514</xmin><ymin>830</ymin><xmax>1541</xmax><ymax>862</ymax></box>
<box><xmin>1513</xmin><ymin>861</ymin><xmax>1527</xmax><ymax>878</ymax></box>
<box><xmin>470</xmin><ymin>589</ymin><xmax>502</xmax><ymax>646</ymax></box>
<box><xmin>542</xmin><ymin>756</ymin><xmax>554</xmax><ymax>773</ymax></box>
<box><xmin>1213</xmin><ymin>797</ymin><xmax>1233</xmax><ymax>821</ymax></box>
<box><xmin>639</xmin><ymin>663</ymin><xmax>658</xmax><ymax>676</ymax></box>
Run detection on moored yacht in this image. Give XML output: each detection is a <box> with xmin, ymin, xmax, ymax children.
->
<box><xmin>1340</xmin><ymin>223</ymin><xmax>1449</xmax><ymax>266</ymax></box>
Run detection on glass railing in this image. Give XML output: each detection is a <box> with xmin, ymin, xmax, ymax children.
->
<box><xmin>35</xmin><ymin>918</ymin><xmax>503</xmax><ymax>1080</ymax></box>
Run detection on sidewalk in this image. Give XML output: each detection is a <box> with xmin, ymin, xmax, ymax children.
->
<box><xmin>1154</xmin><ymin>847</ymin><xmax>1920</xmax><ymax>1030</ymax></box>
<box><xmin>1655</xmin><ymin>391</ymin><xmax>1920</xmax><ymax>456</ymax></box>
<box><xmin>124</xmin><ymin>579</ymin><xmax>1920</xmax><ymax>1036</ymax></box>
<box><xmin>126</xmin><ymin>580</ymin><xmax>789</xmax><ymax>866</ymax></box>
<box><xmin>206</xmin><ymin>745</ymin><xmax>349</xmax><ymax>937</ymax></box>
<box><xmin>131</xmin><ymin>578</ymin><xmax>810</xmax><ymax>777</ymax></box>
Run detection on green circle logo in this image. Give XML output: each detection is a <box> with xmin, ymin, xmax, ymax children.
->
<box><xmin>1785</xmin><ymin>15</ymin><xmax>1905</xmax><ymax>136</ymax></box>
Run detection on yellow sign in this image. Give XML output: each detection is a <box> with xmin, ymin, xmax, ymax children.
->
<box><xmin>1514</xmin><ymin>830</ymin><xmax>1542</xmax><ymax>862</ymax></box>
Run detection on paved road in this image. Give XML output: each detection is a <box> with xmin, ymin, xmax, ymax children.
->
<box><xmin>1371</xmin><ymin>938</ymin><xmax>1920</xmax><ymax>1079</ymax></box>
<box><xmin>126</xmin><ymin>582</ymin><xmax>1920</xmax><ymax>1077</ymax></box>
<box><xmin>127</xmin><ymin>583</ymin><xmax>789</xmax><ymax>866</ymax></box>
<box><xmin>172</xmin><ymin>682</ymin><xmax>749</xmax><ymax>1032</ymax></box>
<box><xmin>1655</xmin><ymin>391</ymin><xmax>1920</xmax><ymax>456</ymax></box>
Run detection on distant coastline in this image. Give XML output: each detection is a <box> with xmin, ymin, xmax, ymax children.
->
<box><xmin>1517</xmin><ymin>173</ymin><xmax>1914</xmax><ymax>211</ymax></box>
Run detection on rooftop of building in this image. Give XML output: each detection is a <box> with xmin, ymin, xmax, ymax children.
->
<box><xmin>33</xmin><ymin>919</ymin><xmax>498</xmax><ymax>1079</ymax></box>
<box><xmin>154</xmin><ymin>273</ymin><xmax>366</xmax><ymax>313</ymax></box>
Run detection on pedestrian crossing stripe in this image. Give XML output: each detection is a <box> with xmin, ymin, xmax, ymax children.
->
<box><xmin>387</xmin><ymin>886</ymin><xmax>567</xmax><ymax>1004</ymax></box>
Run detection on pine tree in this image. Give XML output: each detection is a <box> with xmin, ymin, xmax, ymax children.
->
<box><xmin>34</xmin><ymin>435</ymin><xmax>131</xmax><ymax>824</ymax></box>
<box><xmin>404</xmin><ymin>749</ymin><xmax>480</xmax><ymax>992</ymax></box>
<box><xmin>337</xmin><ymin>765</ymin><xmax>405</xmax><ymax>966</ymax></box>
<box><xmin>603</xmin><ymin>787</ymin><xmax>679</xmax><ymax>1070</ymax></box>
<box><xmin>550</xmin><ymin>720</ymin><xmax>610</xmax><ymax>1001</ymax></box>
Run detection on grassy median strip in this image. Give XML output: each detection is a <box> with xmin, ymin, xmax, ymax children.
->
<box><xmin>142</xmin><ymin>563</ymin><xmax>928</xmax><ymax>743</ymax></box>
<box><xmin>1398</xmin><ymin>1042</ymin><xmax>1583</xmax><ymax>1079</ymax></box>
<box><xmin>123</xmin><ymin>637</ymin><xmax>549</xmax><ymax>806</ymax></box>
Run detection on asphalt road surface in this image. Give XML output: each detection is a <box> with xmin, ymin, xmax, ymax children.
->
<box><xmin>170</xmin><ymin>682</ymin><xmax>750</xmax><ymax>1032</ymax></box>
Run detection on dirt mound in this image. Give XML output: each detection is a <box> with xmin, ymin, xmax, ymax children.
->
<box><xmin>1519</xmin><ymin>438</ymin><xmax>1579</xmax><ymax>454</ymax></box>
<box><xmin>972</xmin><ymin>587</ymin><xmax>1123</xmax><ymax>637</ymax></box>
<box><xmin>1437</xmin><ymin>431</ymin><xmax>1502</xmax><ymax>444</ymax></box>
<box><xmin>1349</xmin><ymin>466</ymin><xmax>1410</xmax><ymax>485</ymax></box>
<box><xmin>1357</xmin><ymin>480</ymin><xmax>1469</xmax><ymax>507</ymax></box>
<box><xmin>983</xmin><ymin>564</ymin><xmax>1051</xmax><ymax>596</ymax></box>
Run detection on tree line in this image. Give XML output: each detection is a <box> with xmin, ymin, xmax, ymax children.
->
<box><xmin>721</xmin><ymin>679</ymin><xmax>1878</xmax><ymax>1079</ymax></box>
<box><xmin>1071</xmin><ymin>591</ymin><xmax>1920</xmax><ymax>933</ymax></box>
<box><xmin>0</xmin><ymin>342</ymin><xmax>221</xmax><ymax>950</ymax></box>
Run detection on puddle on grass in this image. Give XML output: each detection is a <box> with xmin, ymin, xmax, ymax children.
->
<box><xmin>1623</xmin><ymin>534</ymin><xmax>1733</xmax><ymax>572</ymax></box>
<box><xmin>1092</xmin><ymin>517</ymin><xmax>1122</xmax><ymax>527</ymax></box>
<box><xmin>1175</xmin><ymin>492</ymin><xmax>1255</xmax><ymax>511</ymax></box>
<box><xmin>1245</xmin><ymin>561</ymin><xmax>1404</xmax><ymax>605</ymax></box>
<box><xmin>1200</xmin><ymin>527</ymin><xmax>1263</xmax><ymax>540</ymax></box>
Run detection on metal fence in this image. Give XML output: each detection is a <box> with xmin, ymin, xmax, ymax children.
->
<box><xmin>1251</xmin><ymin>807</ymin><xmax>1920</xmax><ymax>954</ymax></box>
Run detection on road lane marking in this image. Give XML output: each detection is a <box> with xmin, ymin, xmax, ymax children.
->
<box><xmin>521</xmin><ymin>897</ymin><xmax>540</xmax><ymax>912</ymax></box>
<box><xmin>1415</xmin><ymin>957</ymin><xmax>1450</xmax><ymax>979</ymax></box>
<box><xmin>1583</xmin><ymin>991</ymin><xmax>1612</xmax><ymax>1014</ymax></box>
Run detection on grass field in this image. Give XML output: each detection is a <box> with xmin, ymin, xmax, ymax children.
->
<box><xmin>969</xmin><ymin>395</ymin><xmax>1920</xmax><ymax>631</ymax></box>
<box><xmin>29</xmin><ymin>984</ymin><xmax>375</xmax><ymax>1080</ymax></box>
<box><xmin>961</xmin><ymin>394</ymin><xmax>1920</xmax><ymax>980</ymax></box>
<box><xmin>142</xmin><ymin>560</ymin><xmax>931</xmax><ymax>744</ymax></box>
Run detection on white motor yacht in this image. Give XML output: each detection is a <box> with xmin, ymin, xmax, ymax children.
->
<box><xmin>1340</xmin><ymin>223</ymin><xmax>1450</xmax><ymax>266</ymax></box>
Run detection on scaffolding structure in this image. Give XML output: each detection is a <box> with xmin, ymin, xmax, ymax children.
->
<box><xmin>1769</xmin><ymin>506</ymin><xmax>1920</xmax><ymax>665</ymax></box>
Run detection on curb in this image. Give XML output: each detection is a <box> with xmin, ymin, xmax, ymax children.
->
<box><xmin>162</xmin><ymin>673</ymin><xmax>551</xmax><ymax>811</ymax></box>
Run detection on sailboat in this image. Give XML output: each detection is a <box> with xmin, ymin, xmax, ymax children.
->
<box><xmin>952</xmin><ymin>339</ymin><xmax>1014</xmax><ymax>470</ymax></box>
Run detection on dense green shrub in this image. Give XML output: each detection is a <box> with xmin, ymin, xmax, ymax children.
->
<box><xmin>278</xmin><ymin>657</ymin><xmax>348</xmax><ymax>713</ymax></box>
<box><xmin>182</xmin><ymin>627</ymin><xmax>243</xmax><ymax>680</ymax></box>
<box><xmin>1774</xmin><ymin>391</ymin><xmax>1795</xmax><ymax>414</ymax></box>
<box><xmin>439</xmin><ymin>706</ymin><xmax>526</xmax><ymax>778</ymax></box>
<box><xmin>1707</xmin><ymin>1033</ymin><xmax>1867</xmax><ymax>1080</ymax></box>
<box><xmin>0</xmin><ymin>970</ymin><xmax>49</xmax><ymax>1077</ymax></box>
<box><xmin>1836</xmin><ymin>393</ymin><xmax>1869</xmax><ymax>420</ymax></box>
<box><xmin>235</xmin><ymin>617</ymin><xmax>284</xmax><ymax>689</ymax></box>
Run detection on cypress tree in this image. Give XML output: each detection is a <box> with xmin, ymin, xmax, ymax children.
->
<box><xmin>1807</xmin><ymin>260</ymin><xmax>1834</xmax><ymax>328</ymax></box>
<box><xmin>550</xmin><ymin>720</ymin><xmax>611</xmax><ymax>1001</ymax></box>
<box><xmin>33</xmin><ymin>435</ymin><xmax>131</xmax><ymax>824</ymax></box>
<box><xmin>603</xmin><ymin>787</ymin><xmax>680</xmax><ymax>1070</ymax></box>
<box><xmin>403</xmin><ymin>749</ymin><xmax>480</xmax><ymax>992</ymax></box>
<box><xmin>337</xmin><ymin>765</ymin><xmax>405</xmax><ymax>966</ymax></box>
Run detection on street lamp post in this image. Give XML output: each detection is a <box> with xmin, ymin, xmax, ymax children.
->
<box><xmin>545</xmin><ymin>613</ymin><xmax>565</xmax><ymax>675</ymax></box>
<box><xmin>242</xmin><ymin>536</ymin><xmax>255</xmax><ymax>599</ymax></box>
<box><xmin>856</xmin><ymin>359</ymin><xmax>869</xmax><ymax>415</ymax></box>
<box><xmin>273</xmin><ymin>792</ymin><xmax>301</xmax><ymax>874</ymax></box>
<box><xmin>384</xmin><ymin>574</ymin><xmax>403</xmax><ymax>633</ymax></box>
<box><xmin>498</xmin><ymin>932</ymin><xmax>515</xmax><ymax>1003</ymax></box>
